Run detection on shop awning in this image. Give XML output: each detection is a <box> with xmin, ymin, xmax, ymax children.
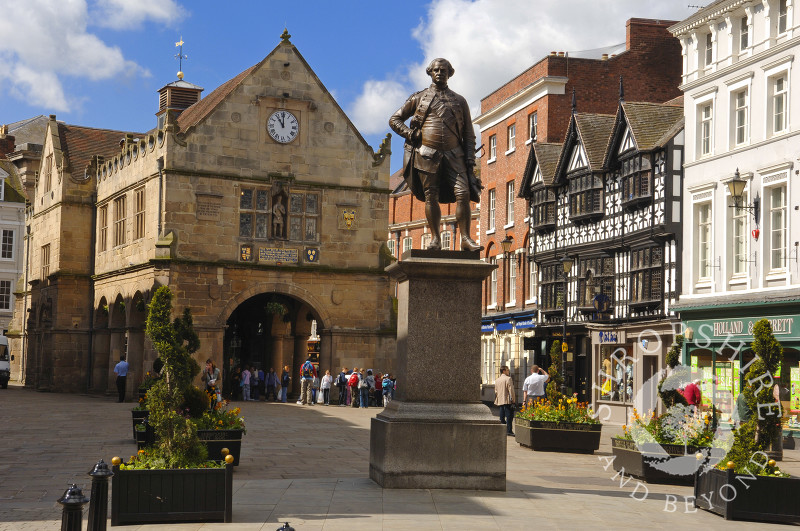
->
<box><xmin>481</xmin><ymin>310</ymin><xmax>537</xmax><ymax>333</ymax></box>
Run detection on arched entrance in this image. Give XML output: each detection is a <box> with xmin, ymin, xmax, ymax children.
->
<box><xmin>222</xmin><ymin>292</ymin><xmax>326</xmax><ymax>400</ymax></box>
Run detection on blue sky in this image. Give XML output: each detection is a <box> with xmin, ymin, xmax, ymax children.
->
<box><xmin>0</xmin><ymin>1</ymin><xmax>691</xmax><ymax>173</ymax></box>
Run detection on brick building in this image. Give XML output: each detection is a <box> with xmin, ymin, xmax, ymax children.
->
<box><xmin>8</xmin><ymin>33</ymin><xmax>396</xmax><ymax>396</ymax></box>
<box><xmin>472</xmin><ymin>18</ymin><xmax>682</xmax><ymax>402</ymax></box>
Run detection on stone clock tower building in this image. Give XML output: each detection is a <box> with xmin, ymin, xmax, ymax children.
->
<box><xmin>9</xmin><ymin>31</ymin><xmax>395</xmax><ymax>397</ymax></box>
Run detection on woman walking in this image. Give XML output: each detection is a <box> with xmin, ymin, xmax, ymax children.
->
<box><xmin>321</xmin><ymin>370</ymin><xmax>333</xmax><ymax>405</ymax></box>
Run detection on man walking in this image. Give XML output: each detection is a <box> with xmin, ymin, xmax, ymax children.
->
<box><xmin>113</xmin><ymin>355</ymin><xmax>129</xmax><ymax>403</ymax></box>
<box><xmin>280</xmin><ymin>365</ymin><xmax>290</xmax><ymax>403</ymax></box>
<box><xmin>522</xmin><ymin>365</ymin><xmax>550</xmax><ymax>404</ymax></box>
<box><xmin>494</xmin><ymin>365</ymin><xmax>516</xmax><ymax>436</ymax></box>
<box><xmin>300</xmin><ymin>357</ymin><xmax>317</xmax><ymax>405</ymax></box>
<box><xmin>266</xmin><ymin>368</ymin><xmax>279</xmax><ymax>401</ymax></box>
<box><xmin>337</xmin><ymin>367</ymin><xmax>348</xmax><ymax>406</ymax></box>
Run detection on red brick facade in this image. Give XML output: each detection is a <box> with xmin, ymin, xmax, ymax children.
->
<box><xmin>477</xmin><ymin>18</ymin><xmax>682</xmax><ymax>313</ymax></box>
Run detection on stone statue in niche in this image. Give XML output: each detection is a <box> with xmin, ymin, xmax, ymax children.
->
<box><xmin>272</xmin><ymin>195</ymin><xmax>286</xmax><ymax>239</ymax></box>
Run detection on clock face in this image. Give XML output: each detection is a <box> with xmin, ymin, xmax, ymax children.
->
<box><xmin>267</xmin><ymin>111</ymin><xmax>299</xmax><ymax>144</ymax></box>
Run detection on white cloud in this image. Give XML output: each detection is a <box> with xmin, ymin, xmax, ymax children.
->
<box><xmin>93</xmin><ymin>0</ymin><xmax>184</xmax><ymax>30</ymax></box>
<box><xmin>0</xmin><ymin>0</ymin><xmax>179</xmax><ymax>111</ymax></box>
<box><xmin>350</xmin><ymin>0</ymin><xmax>691</xmax><ymax>136</ymax></box>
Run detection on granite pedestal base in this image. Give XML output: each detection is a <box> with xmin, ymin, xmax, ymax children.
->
<box><xmin>369</xmin><ymin>251</ymin><xmax>505</xmax><ymax>490</ymax></box>
<box><xmin>369</xmin><ymin>401</ymin><xmax>506</xmax><ymax>490</ymax></box>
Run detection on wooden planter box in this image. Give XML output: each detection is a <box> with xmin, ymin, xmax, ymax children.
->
<box><xmin>514</xmin><ymin>418</ymin><xmax>601</xmax><ymax>454</ymax></box>
<box><xmin>135</xmin><ymin>423</ymin><xmax>156</xmax><ymax>450</ymax></box>
<box><xmin>611</xmin><ymin>437</ymin><xmax>708</xmax><ymax>484</ymax></box>
<box><xmin>111</xmin><ymin>462</ymin><xmax>233</xmax><ymax>525</ymax></box>
<box><xmin>197</xmin><ymin>429</ymin><xmax>244</xmax><ymax>466</ymax></box>
<box><xmin>131</xmin><ymin>410</ymin><xmax>148</xmax><ymax>440</ymax></box>
<box><xmin>694</xmin><ymin>466</ymin><xmax>800</xmax><ymax>523</ymax></box>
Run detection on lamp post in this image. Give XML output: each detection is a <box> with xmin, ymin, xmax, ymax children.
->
<box><xmin>560</xmin><ymin>255</ymin><xmax>574</xmax><ymax>394</ymax></box>
<box><xmin>501</xmin><ymin>235</ymin><xmax>513</xmax><ymax>308</ymax></box>
<box><xmin>726</xmin><ymin>168</ymin><xmax>760</xmax><ymax>225</ymax></box>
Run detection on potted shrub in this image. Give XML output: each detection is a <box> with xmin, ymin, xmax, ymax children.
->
<box><xmin>694</xmin><ymin>319</ymin><xmax>800</xmax><ymax>523</ymax></box>
<box><xmin>111</xmin><ymin>286</ymin><xmax>233</xmax><ymax>525</ymax></box>
<box><xmin>193</xmin><ymin>401</ymin><xmax>246</xmax><ymax>466</ymax></box>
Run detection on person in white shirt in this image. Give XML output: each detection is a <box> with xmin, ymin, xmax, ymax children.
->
<box><xmin>522</xmin><ymin>365</ymin><xmax>550</xmax><ymax>404</ymax></box>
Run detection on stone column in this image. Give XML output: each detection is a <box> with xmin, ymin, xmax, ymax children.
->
<box><xmin>369</xmin><ymin>250</ymin><xmax>506</xmax><ymax>490</ymax></box>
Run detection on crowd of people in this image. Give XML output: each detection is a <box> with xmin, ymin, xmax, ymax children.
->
<box><xmin>218</xmin><ymin>359</ymin><xmax>397</xmax><ymax>407</ymax></box>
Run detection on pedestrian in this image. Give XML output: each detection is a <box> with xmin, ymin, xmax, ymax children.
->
<box><xmin>336</xmin><ymin>367</ymin><xmax>348</xmax><ymax>406</ymax></box>
<box><xmin>311</xmin><ymin>372</ymin><xmax>320</xmax><ymax>404</ymax></box>
<box><xmin>258</xmin><ymin>367</ymin><xmax>266</xmax><ymax>401</ymax></box>
<box><xmin>242</xmin><ymin>366</ymin><xmax>252</xmax><ymax>401</ymax></box>
<box><xmin>382</xmin><ymin>373</ymin><xmax>393</xmax><ymax>406</ymax></box>
<box><xmin>522</xmin><ymin>365</ymin><xmax>549</xmax><ymax>404</ymax></box>
<box><xmin>321</xmin><ymin>370</ymin><xmax>333</xmax><ymax>405</ymax></box>
<box><xmin>113</xmin><ymin>355</ymin><xmax>129</xmax><ymax>403</ymax></box>
<box><xmin>390</xmin><ymin>374</ymin><xmax>396</xmax><ymax>401</ymax></box>
<box><xmin>494</xmin><ymin>365</ymin><xmax>516</xmax><ymax>436</ymax></box>
<box><xmin>201</xmin><ymin>359</ymin><xmax>221</xmax><ymax>410</ymax></box>
<box><xmin>349</xmin><ymin>367</ymin><xmax>360</xmax><ymax>407</ymax></box>
<box><xmin>280</xmin><ymin>365</ymin><xmax>290</xmax><ymax>403</ymax></box>
<box><xmin>300</xmin><ymin>357</ymin><xmax>316</xmax><ymax>405</ymax></box>
<box><xmin>231</xmin><ymin>367</ymin><xmax>241</xmax><ymax>401</ymax></box>
<box><xmin>266</xmin><ymin>368</ymin><xmax>279</xmax><ymax>401</ymax></box>
<box><xmin>251</xmin><ymin>366</ymin><xmax>261</xmax><ymax>401</ymax></box>
<box><xmin>359</xmin><ymin>368</ymin><xmax>371</xmax><ymax>408</ymax></box>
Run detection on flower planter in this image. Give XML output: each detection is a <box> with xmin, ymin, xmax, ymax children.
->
<box><xmin>611</xmin><ymin>437</ymin><xmax>708</xmax><ymax>484</ymax></box>
<box><xmin>111</xmin><ymin>461</ymin><xmax>233</xmax><ymax>525</ymax></box>
<box><xmin>515</xmin><ymin>418</ymin><xmax>601</xmax><ymax>453</ymax></box>
<box><xmin>131</xmin><ymin>410</ymin><xmax>149</xmax><ymax>440</ymax></box>
<box><xmin>135</xmin><ymin>423</ymin><xmax>156</xmax><ymax>450</ymax></box>
<box><xmin>694</xmin><ymin>466</ymin><xmax>800</xmax><ymax>523</ymax></box>
<box><xmin>197</xmin><ymin>429</ymin><xmax>244</xmax><ymax>466</ymax></box>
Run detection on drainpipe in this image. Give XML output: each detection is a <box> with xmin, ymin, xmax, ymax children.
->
<box><xmin>21</xmin><ymin>223</ymin><xmax>30</xmax><ymax>383</ymax></box>
<box><xmin>157</xmin><ymin>157</ymin><xmax>165</xmax><ymax>236</ymax></box>
<box><xmin>86</xmin><ymin>192</ymin><xmax>97</xmax><ymax>392</ymax></box>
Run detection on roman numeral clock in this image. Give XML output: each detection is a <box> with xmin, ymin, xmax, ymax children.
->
<box><xmin>267</xmin><ymin>110</ymin><xmax>299</xmax><ymax>144</ymax></box>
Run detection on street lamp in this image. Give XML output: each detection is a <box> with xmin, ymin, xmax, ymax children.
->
<box><xmin>726</xmin><ymin>168</ymin><xmax>760</xmax><ymax>226</ymax></box>
<box><xmin>560</xmin><ymin>255</ymin><xmax>574</xmax><ymax>394</ymax></box>
<box><xmin>501</xmin><ymin>235</ymin><xmax>513</xmax><ymax>308</ymax></box>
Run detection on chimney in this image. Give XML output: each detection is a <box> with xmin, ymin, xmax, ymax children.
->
<box><xmin>626</xmin><ymin>18</ymin><xmax>677</xmax><ymax>52</ymax></box>
<box><xmin>0</xmin><ymin>126</ymin><xmax>16</xmax><ymax>158</ymax></box>
<box><xmin>156</xmin><ymin>79</ymin><xmax>203</xmax><ymax>129</ymax></box>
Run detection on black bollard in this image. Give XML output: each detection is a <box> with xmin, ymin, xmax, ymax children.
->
<box><xmin>57</xmin><ymin>483</ymin><xmax>89</xmax><ymax>531</ymax></box>
<box><xmin>87</xmin><ymin>459</ymin><xmax>114</xmax><ymax>531</ymax></box>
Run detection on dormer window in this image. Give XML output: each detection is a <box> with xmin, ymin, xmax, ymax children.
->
<box><xmin>568</xmin><ymin>172</ymin><xmax>603</xmax><ymax>221</ymax></box>
<box><xmin>620</xmin><ymin>155</ymin><xmax>652</xmax><ymax>210</ymax></box>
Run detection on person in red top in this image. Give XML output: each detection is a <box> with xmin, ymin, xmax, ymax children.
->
<box><xmin>682</xmin><ymin>380</ymin><xmax>702</xmax><ymax>407</ymax></box>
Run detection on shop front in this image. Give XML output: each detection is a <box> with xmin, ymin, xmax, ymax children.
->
<box><xmin>681</xmin><ymin>311</ymin><xmax>800</xmax><ymax>426</ymax></box>
<box><xmin>479</xmin><ymin>311</ymin><xmax>537</xmax><ymax>403</ymax></box>
<box><xmin>588</xmin><ymin>320</ymin><xmax>677</xmax><ymax>425</ymax></box>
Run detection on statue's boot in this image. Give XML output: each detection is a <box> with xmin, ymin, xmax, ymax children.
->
<box><xmin>427</xmin><ymin>237</ymin><xmax>441</xmax><ymax>250</ymax></box>
<box><xmin>461</xmin><ymin>235</ymin><xmax>483</xmax><ymax>252</ymax></box>
<box><xmin>456</xmin><ymin>195</ymin><xmax>483</xmax><ymax>251</ymax></box>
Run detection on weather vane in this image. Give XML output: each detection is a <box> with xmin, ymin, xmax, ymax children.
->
<box><xmin>175</xmin><ymin>37</ymin><xmax>188</xmax><ymax>80</ymax></box>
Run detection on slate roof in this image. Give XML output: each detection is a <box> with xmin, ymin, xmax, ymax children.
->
<box><xmin>176</xmin><ymin>64</ymin><xmax>258</xmax><ymax>132</ymax></box>
<box><xmin>574</xmin><ymin>113</ymin><xmax>616</xmax><ymax>170</ymax></box>
<box><xmin>603</xmin><ymin>101</ymin><xmax>684</xmax><ymax>168</ymax></box>
<box><xmin>389</xmin><ymin>168</ymin><xmax>407</xmax><ymax>194</ymax></box>
<box><xmin>56</xmin><ymin>124</ymin><xmax>142</xmax><ymax>178</ymax></box>
<box><xmin>6</xmin><ymin>115</ymin><xmax>49</xmax><ymax>147</ymax></box>
<box><xmin>622</xmin><ymin>102</ymin><xmax>684</xmax><ymax>151</ymax></box>
<box><xmin>519</xmin><ymin>142</ymin><xmax>562</xmax><ymax>197</ymax></box>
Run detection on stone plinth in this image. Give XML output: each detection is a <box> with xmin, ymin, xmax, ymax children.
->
<box><xmin>369</xmin><ymin>250</ymin><xmax>506</xmax><ymax>490</ymax></box>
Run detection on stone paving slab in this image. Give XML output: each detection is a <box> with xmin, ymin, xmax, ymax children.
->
<box><xmin>1</xmin><ymin>383</ymin><xmax>798</xmax><ymax>530</ymax></box>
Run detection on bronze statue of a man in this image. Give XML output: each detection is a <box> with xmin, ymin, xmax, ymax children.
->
<box><xmin>390</xmin><ymin>58</ymin><xmax>483</xmax><ymax>251</ymax></box>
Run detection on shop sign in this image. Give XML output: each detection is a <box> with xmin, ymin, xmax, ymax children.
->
<box><xmin>687</xmin><ymin>314</ymin><xmax>798</xmax><ymax>340</ymax></box>
<box><xmin>496</xmin><ymin>321</ymin><xmax>513</xmax><ymax>331</ymax></box>
<box><xmin>481</xmin><ymin>323</ymin><xmax>494</xmax><ymax>333</ymax></box>
<box><xmin>516</xmin><ymin>318</ymin><xmax>536</xmax><ymax>329</ymax></box>
<box><xmin>592</xmin><ymin>330</ymin><xmax>626</xmax><ymax>344</ymax></box>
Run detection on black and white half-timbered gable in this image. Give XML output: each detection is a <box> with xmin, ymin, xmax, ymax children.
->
<box><xmin>521</xmin><ymin>90</ymin><xmax>685</xmax><ymax>422</ymax></box>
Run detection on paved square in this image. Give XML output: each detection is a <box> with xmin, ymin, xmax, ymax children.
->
<box><xmin>1</xmin><ymin>384</ymin><xmax>797</xmax><ymax>529</ymax></box>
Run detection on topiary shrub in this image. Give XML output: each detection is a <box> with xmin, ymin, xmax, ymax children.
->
<box><xmin>658</xmin><ymin>335</ymin><xmax>688</xmax><ymax>409</ymax></box>
<box><xmin>181</xmin><ymin>385</ymin><xmax>210</xmax><ymax>419</ymax></box>
<box><xmin>144</xmin><ymin>286</ymin><xmax>208</xmax><ymax>468</ymax></box>
<box><xmin>546</xmin><ymin>340</ymin><xmax>565</xmax><ymax>403</ymax></box>
<box><xmin>719</xmin><ymin>319</ymin><xmax>784</xmax><ymax>474</ymax></box>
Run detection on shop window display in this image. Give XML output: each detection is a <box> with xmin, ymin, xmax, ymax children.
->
<box><xmin>598</xmin><ymin>345</ymin><xmax>634</xmax><ymax>403</ymax></box>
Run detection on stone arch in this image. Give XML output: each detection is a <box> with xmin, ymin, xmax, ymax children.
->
<box><xmin>110</xmin><ymin>294</ymin><xmax>126</xmax><ymax>329</ymax></box>
<box><xmin>215</xmin><ymin>281</ymin><xmax>331</xmax><ymax>329</ymax></box>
